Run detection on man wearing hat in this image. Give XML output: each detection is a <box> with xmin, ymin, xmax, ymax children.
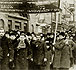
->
<box><xmin>26</xmin><ymin>32</ymin><xmax>34</xmax><ymax>70</ymax></box>
<box><xmin>32</xmin><ymin>35</ymin><xmax>47</xmax><ymax>70</ymax></box>
<box><xmin>14</xmin><ymin>32</ymin><xmax>32</xmax><ymax>70</ymax></box>
<box><xmin>29</xmin><ymin>32</ymin><xmax>37</xmax><ymax>70</ymax></box>
<box><xmin>0</xmin><ymin>28</ymin><xmax>11</xmax><ymax>70</ymax></box>
<box><xmin>53</xmin><ymin>32</ymin><xmax>72</xmax><ymax>70</ymax></box>
<box><xmin>0</xmin><ymin>28</ymin><xmax>4</xmax><ymax>70</ymax></box>
<box><xmin>45</xmin><ymin>33</ymin><xmax>54</xmax><ymax>70</ymax></box>
<box><xmin>5</xmin><ymin>31</ymin><xmax>10</xmax><ymax>39</ymax></box>
<box><xmin>8</xmin><ymin>31</ymin><xmax>17</xmax><ymax>70</ymax></box>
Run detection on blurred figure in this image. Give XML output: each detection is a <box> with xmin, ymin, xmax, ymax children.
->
<box><xmin>26</xmin><ymin>32</ymin><xmax>32</xmax><ymax>42</ymax></box>
<box><xmin>56</xmin><ymin>35</ymin><xmax>59</xmax><ymax>41</ymax></box>
<box><xmin>40</xmin><ymin>34</ymin><xmax>46</xmax><ymax>41</ymax></box>
<box><xmin>28</xmin><ymin>32</ymin><xmax>37</xmax><ymax>70</ymax></box>
<box><xmin>8</xmin><ymin>32</ymin><xmax>16</xmax><ymax>70</ymax></box>
<box><xmin>50</xmin><ymin>33</ymin><xmax>54</xmax><ymax>42</ymax></box>
<box><xmin>9</xmin><ymin>33</ymin><xmax>16</xmax><ymax>40</ymax></box>
<box><xmin>5</xmin><ymin>31</ymin><xmax>10</xmax><ymax>39</ymax></box>
<box><xmin>45</xmin><ymin>33</ymin><xmax>53</xmax><ymax>51</ymax></box>
<box><xmin>26</xmin><ymin>32</ymin><xmax>34</xmax><ymax>70</ymax></box>
<box><xmin>45</xmin><ymin>33</ymin><xmax>54</xmax><ymax>70</ymax></box>
<box><xmin>31</xmin><ymin>32</ymin><xmax>36</xmax><ymax>40</ymax></box>
<box><xmin>14</xmin><ymin>32</ymin><xmax>32</xmax><ymax>70</ymax></box>
<box><xmin>68</xmin><ymin>35</ymin><xmax>76</xmax><ymax>66</ymax></box>
<box><xmin>53</xmin><ymin>32</ymin><xmax>71</xmax><ymax>70</ymax></box>
<box><xmin>0</xmin><ymin>28</ymin><xmax>3</xmax><ymax>70</ymax></box>
<box><xmin>32</xmin><ymin>35</ymin><xmax>47</xmax><ymax>70</ymax></box>
<box><xmin>0</xmin><ymin>28</ymin><xmax>10</xmax><ymax>70</ymax></box>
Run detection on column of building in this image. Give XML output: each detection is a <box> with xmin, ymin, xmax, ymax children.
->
<box><xmin>74</xmin><ymin>0</ymin><xmax>76</xmax><ymax>22</ymax></box>
<box><xmin>12</xmin><ymin>20</ymin><xmax>15</xmax><ymax>30</ymax></box>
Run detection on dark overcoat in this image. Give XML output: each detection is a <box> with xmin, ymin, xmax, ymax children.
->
<box><xmin>45</xmin><ymin>38</ymin><xmax>54</xmax><ymax>70</ymax></box>
<box><xmin>33</xmin><ymin>40</ymin><xmax>47</xmax><ymax>65</ymax></box>
<box><xmin>8</xmin><ymin>39</ymin><xmax>15</xmax><ymax>69</ymax></box>
<box><xmin>0</xmin><ymin>46</ymin><xmax>3</xmax><ymax>70</ymax></box>
<box><xmin>68</xmin><ymin>40</ymin><xmax>76</xmax><ymax>65</ymax></box>
<box><xmin>28</xmin><ymin>40</ymin><xmax>35</xmax><ymax>70</ymax></box>
<box><xmin>53</xmin><ymin>39</ymin><xmax>71</xmax><ymax>68</ymax></box>
<box><xmin>0</xmin><ymin>36</ymin><xmax>10</xmax><ymax>70</ymax></box>
<box><xmin>14</xmin><ymin>39</ymin><xmax>32</xmax><ymax>70</ymax></box>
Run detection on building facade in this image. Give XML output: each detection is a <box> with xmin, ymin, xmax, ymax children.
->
<box><xmin>29</xmin><ymin>11</ymin><xmax>62</xmax><ymax>34</ymax></box>
<box><xmin>29</xmin><ymin>13</ymin><xmax>52</xmax><ymax>34</ymax></box>
<box><xmin>60</xmin><ymin>0</ymin><xmax>75</xmax><ymax>26</ymax></box>
<box><xmin>0</xmin><ymin>13</ymin><xmax>28</xmax><ymax>32</ymax></box>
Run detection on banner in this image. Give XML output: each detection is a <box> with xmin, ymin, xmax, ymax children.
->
<box><xmin>0</xmin><ymin>0</ymin><xmax>25</xmax><ymax>13</ymax></box>
<box><xmin>27</xmin><ymin>0</ymin><xmax>60</xmax><ymax>13</ymax></box>
<box><xmin>0</xmin><ymin>0</ymin><xmax>60</xmax><ymax>13</ymax></box>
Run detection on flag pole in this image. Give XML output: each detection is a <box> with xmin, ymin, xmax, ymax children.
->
<box><xmin>52</xmin><ymin>12</ymin><xmax>58</xmax><ymax>63</ymax></box>
<box><xmin>53</xmin><ymin>12</ymin><xmax>58</xmax><ymax>44</ymax></box>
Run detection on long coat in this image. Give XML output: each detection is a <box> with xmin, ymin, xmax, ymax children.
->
<box><xmin>32</xmin><ymin>40</ymin><xmax>47</xmax><ymax>65</ymax></box>
<box><xmin>53</xmin><ymin>39</ymin><xmax>71</xmax><ymax>68</ymax></box>
<box><xmin>28</xmin><ymin>40</ymin><xmax>35</xmax><ymax>70</ymax></box>
<box><xmin>45</xmin><ymin>38</ymin><xmax>54</xmax><ymax>70</ymax></box>
<box><xmin>8</xmin><ymin>39</ymin><xmax>15</xmax><ymax>69</ymax></box>
<box><xmin>0</xmin><ymin>47</ymin><xmax>3</xmax><ymax>70</ymax></box>
<box><xmin>14</xmin><ymin>39</ymin><xmax>32</xmax><ymax>70</ymax></box>
<box><xmin>68</xmin><ymin>40</ymin><xmax>76</xmax><ymax>64</ymax></box>
<box><xmin>0</xmin><ymin>36</ymin><xmax>10</xmax><ymax>70</ymax></box>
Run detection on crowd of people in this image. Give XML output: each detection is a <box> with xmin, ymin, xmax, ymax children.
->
<box><xmin>0</xmin><ymin>28</ymin><xmax>76</xmax><ymax>70</ymax></box>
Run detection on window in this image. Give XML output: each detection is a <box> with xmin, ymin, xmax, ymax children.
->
<box><xmin>15</xmin><ymin>21</ymin><xmax>21</xmax><ymax>30</ymax></box>
<box><xmin>24</xmin><ymin>23</ymin><xmax>27</xmax><ymax>33</ymax></box>
<box><xmin>8</xmin><ymin>20</ymin><xmax>12</xmax><ymax>31</ymax></box>
<box><xmin>15</xmin><ymin>25</ymin><xmax>20</xmax><ymax>30</ymax></box>
<box><xmin>52</xmin><ymin>13</ymin><xmax>56</xmax><ymax>22</ymax></box>
<box><xmin>0</xmin><ymin>19</ymin><xmax>4</xmax><ymax>28</ymax></box>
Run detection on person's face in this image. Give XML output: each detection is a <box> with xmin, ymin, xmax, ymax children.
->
<box><xmin>0</xmin><ymin>30</ymin><xmax>5</xmax><ymax>37</ymax></box>
<box><xmin>19</xmin><ymin>35</ymin><xmax>26</xmax><ymax>41</ymax></box>
<box><xmin>16</xmin><ymin>34</ymin><xmax>19</xmax><ymax>37</ymax></box>
<box><xmin>32</xmin><ymin>34</ymin><xmax>35</xmax><ymax>38</ymax></box>
<box><xmin>50</xmin><ymin>35</ymin><xmax>53</xmax><ymax>38</ymax></box>
<box><xmin>5</xmin><ymin>34</ymin><xmax>9</xmax><ymax>38</ymax></box>
<box><xmin>59</xmin><ymin>35</ymin><xmax>64</xmax><ymax>39</ymax></box>
<box><xmin>17</xmin><ymin>31</ymin><xmax>20</xmax><ymax>35</ymax></box>
<box><xmin>47</xmin><ymin>35</ymin><xmax>50</xmax><ymax>38</ymax></box>
<box><xmin>72</xmin><ymin>34</ymin><xmax>75</xmax><ymax>36</ymax></box>
<box><xmin>40</xmin><ymin>34</ymin><xmax>43</xmax><ymax>37</ymax></box>
<box><xmin>10</xmin><ymin>35</ymin><xmax>16</xmax><ymax>40</ymax></box>
<box><xmin>70</xmin><ymin>37</ymin><xmax>73</xmax><ymax>40</ymax></box>
<box><xmin>33</xmin><ymin>37</ymin><xmax>37</xmax><ymax>41</ymax></box>
<box><xmin>57</xmin><ymin>37</ymin><xmax>59</xmax><ymax>40</ymax></box>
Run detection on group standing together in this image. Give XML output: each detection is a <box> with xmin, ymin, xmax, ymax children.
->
<box><xmin>0</xmin><ymin>28</ymin><xmax>76</xmax><ymax>70</ymax></box>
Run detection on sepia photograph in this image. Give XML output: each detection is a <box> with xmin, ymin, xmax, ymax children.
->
<box><xmin>0</xmin><ymin>0</ymin><xmax>76</xmax><ymax>70</ymax></box>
